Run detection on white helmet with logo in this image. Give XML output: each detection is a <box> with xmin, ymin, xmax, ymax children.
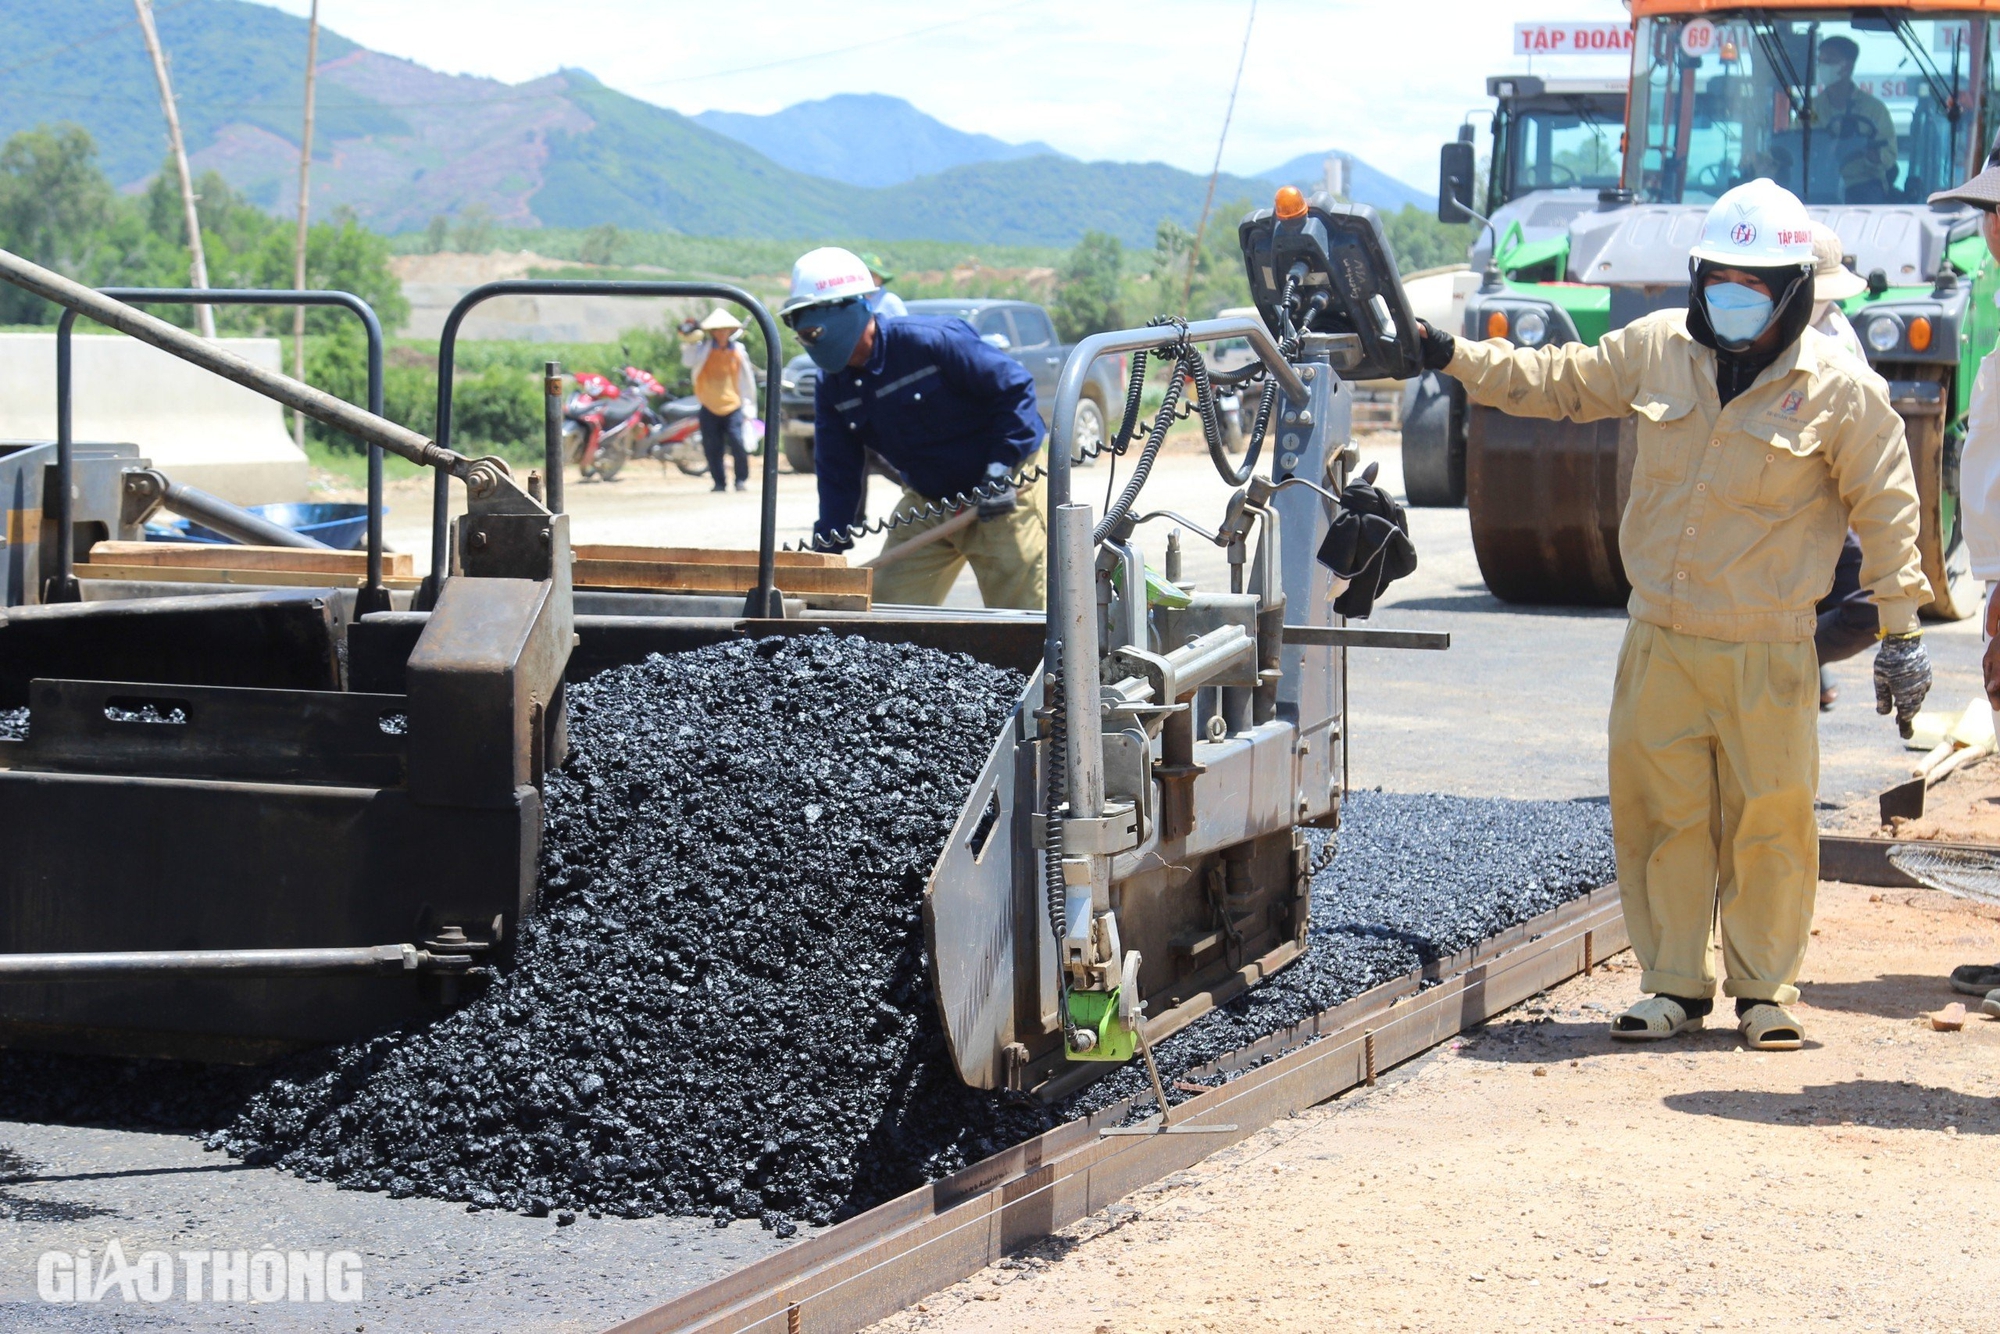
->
<box><xmin>1689</xmin><ymin>178</ymin><xmax>1815</xmax><ymax>268</ymax></box>
<box><xmin>781</xmin><ymin>247</ymin><xmax>877</xmax><ymax>316</ymax></box>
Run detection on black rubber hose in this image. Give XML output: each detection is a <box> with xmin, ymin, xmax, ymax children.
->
<box><xmin>1042</xmin><ymin>659</ymin><xmax>1068</xmax><ymax>946</ymax></box>
<box><xmin>1092</xmin><ymin>366</ymin><xmax>1185</xmax><ymax>545</ymax></box>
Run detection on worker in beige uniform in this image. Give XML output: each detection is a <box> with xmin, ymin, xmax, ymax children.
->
<box><xmin>1413</xmin><ymin>179</ymin><xmax>1933</xmax><ymax>1049</ymax></box>
<box><xmin>1926</xmin><ymin>151</ymin><xmax>2000</xmax><ymax>1008</ymax></box>
<box><xmin>1806</xmin><ymin>224</ymin><xmax>1875</xmax><ymax>711</ymax></box>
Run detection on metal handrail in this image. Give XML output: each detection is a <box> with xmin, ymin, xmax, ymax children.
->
<box><xmin>1044</xmin><ymin>315</ymin><xmax>1307</xmax><ymax>510</ymax></box>
<box><xmin>1042</xmin><ymin>316</ymin><xmax>1311</xmax><ymax>828</ymax></box>
<box><xmin>424</xmin><ymin>280</ymin><xmax>786</xmax><ymax>616</ymax></box>
<box><xmin>53</xmin><ymin>289</ymin><xmax>388</xmax><ymax>610</ymax></box>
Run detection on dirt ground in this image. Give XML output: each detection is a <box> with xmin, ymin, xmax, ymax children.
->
<box><xmin>868</xmin><ymin>881</ymin><xmax>2000</xmax><ymax>1334</ymax></box>
<box><xmin>1823</xmin><ymin>751</ymin><xmax>2000</xmax><ymax>845</ymax></box>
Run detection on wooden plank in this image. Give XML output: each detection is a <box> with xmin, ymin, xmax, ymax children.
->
<box><xmin>574</xmin><ymin>544</ymin><xmax>848</xmax><ymax>570</ymax></box>
<box><xmin>73</xmin><ymin>563</ymin><xmax>423</xmax><ymax>591</ymax></box>
<box><xmin>573</xmin><ymin>559</ymin><xmax>871</xmax><ymax>598</ymax></box>
<box><xmin>86</xmin><ymin>542</ymin><xmax>413</xmax><ymax>577</ymax></box>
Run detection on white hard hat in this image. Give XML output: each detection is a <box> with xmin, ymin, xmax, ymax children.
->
<box><xmin>1689</xmin><ymin>178</ymin><xmax>1815</xmax><ymax>268</ymax></box>
<box><xmin>1810</xmin><ymin>223</ymin><xmax>1867</xmax><ymax>301</ymax></box>
<box><xmin>782</xmin><ymin>247</ymin><xmax>876</xmax><ymax>315</ymax></box>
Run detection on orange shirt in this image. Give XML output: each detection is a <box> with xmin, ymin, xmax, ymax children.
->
<box><xmin>693</xmin><ymin>341</ymin><xmax>746</xmax><ymax>415</ymax></box>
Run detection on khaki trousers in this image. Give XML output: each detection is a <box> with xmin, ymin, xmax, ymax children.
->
<box><xmin>1607</xmin><ymin>621</ymin><xmax>1820</xmax><ymax>1005</ymax></box>
<box><xmin>870</xmin><ymin>475</ymin><xmax>1048</xmax><ymax>610</ymax></box>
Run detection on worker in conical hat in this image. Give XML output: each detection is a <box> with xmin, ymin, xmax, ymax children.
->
<box><xmin>681</xmin><ymin>307</ymin><xmax>757</xmax><ymax>492</ymax></box>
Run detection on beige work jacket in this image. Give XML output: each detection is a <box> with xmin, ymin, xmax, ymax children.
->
<box><xmin>1448</xmin><ymin>309</ymin><xmax>1928</xmax><ymax>641</ymax></box>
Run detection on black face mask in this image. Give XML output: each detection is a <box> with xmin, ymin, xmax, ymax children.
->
<box><xmin>1685</xmin><ymin>259</ymin><xmax>1816</xmax><ymax>406</ymax></box>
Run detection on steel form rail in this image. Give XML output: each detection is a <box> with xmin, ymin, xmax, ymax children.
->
<box><xmin>423</xmin><ymin>281</ymin><xmax>785</xmax><ymax>614</ymax></box>
<box><xmin>50</xmin><ymin>288</ymin><xmax>390</xmax><ymax>611</ymax></box>
<box><xmin>607</xmin><ymin>885</ymin><xmax>1630</xmax><ymax>1334</ymax></box>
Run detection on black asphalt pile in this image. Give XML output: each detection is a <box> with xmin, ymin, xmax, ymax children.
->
<box><xmin>212</xmin><ymin>634</ymin><xmax>1032</xmax><ymax>1232</ymax></box>
<box><xmin>0</xmin><ymin>706</ymin><xmax>26</xmax><ymax>741</ymax></box>
<box><xmin>1056</xmin><ymin>791</ymin><xmax>1615</xmax><ymax>1118</ymax></box>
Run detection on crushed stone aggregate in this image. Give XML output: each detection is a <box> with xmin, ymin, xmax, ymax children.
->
<box><xmin>214</xmin><ymin>634</ymin><xmax>1030</xmax><ymax>1234</ymax></box>
<box><xmin>0</xmin><ymin>634</ymin><xmax>1613</xmax><ymax>1237</ymax></box>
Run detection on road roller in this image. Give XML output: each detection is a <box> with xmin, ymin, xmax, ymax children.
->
<box><xmin>1401</xmin><ymin>73</ymin><xmax>1627</xmax><ymax>507</ymax></box>
<box><xmin>1433</xmin><ymin>2</ymin><xmax>1993</xmax><ymax>620</ymax></box>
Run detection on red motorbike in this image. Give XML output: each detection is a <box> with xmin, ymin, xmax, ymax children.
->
<box><xmin>562</xmin><ymin>372</ymin><xmax>643</xmax><ymax>482</ymax></box>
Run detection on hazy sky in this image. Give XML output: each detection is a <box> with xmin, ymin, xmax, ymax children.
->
<box><xmin>253</xmin><ymin>0</ymin><xmax>1634</xmax><ymax>188</ymax></box>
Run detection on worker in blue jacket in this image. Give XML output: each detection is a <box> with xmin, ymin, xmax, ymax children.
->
<box><xmin>782</xmin><ymin>247</ymin><xmax>1047</xmax><ymax>609</ymax></box>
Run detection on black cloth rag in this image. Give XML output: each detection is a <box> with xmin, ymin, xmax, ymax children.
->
<box><xmin>1316</xmin><ymin>477</ymin><xmax>1417</xmax><ymax>618</ymax></box>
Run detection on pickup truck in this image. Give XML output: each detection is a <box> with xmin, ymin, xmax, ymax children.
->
<box><xmin>777</xmin><ymin>297</ymin><xmax>1125</xmax><ymax>474</ymax></box>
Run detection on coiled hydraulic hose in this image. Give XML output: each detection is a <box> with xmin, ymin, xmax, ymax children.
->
<box><xmin>1041</xmin><ymin>656</ymin><xmax>1068</xmax><ymax>946</ymax></box>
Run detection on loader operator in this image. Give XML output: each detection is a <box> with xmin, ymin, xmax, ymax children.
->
<box><xmin>783</xmin><ymin>246</ymin><xmax>1047</xmax><ymax>610</ymax></box>
<box><xmin>1813</xmin><ymin>35</ymin><xmax>1898</xmax><ymax>204</ymax></box>
<box><xmin>1414</xmin><ymin>179</ymin><xmax>1931</xmax><ymax>1051</ymax></box>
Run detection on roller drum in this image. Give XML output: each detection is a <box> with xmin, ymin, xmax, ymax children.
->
<box><xmin>1466</xmin><ymin>404</ymin><xmax>1631</xmax><ymax>606</ymax></box>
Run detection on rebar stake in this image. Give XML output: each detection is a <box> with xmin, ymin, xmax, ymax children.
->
<box><xmin>1584</xmin><ymin>929</ymin><xmax>1596</xmax><ymax>976</ymax></box>
<box><xmin>1364</xmin><ymin>1029</ymin><xmax>1377</xmax><ymax>1086</ymax></box>
<box><xmin>787</xmin><ymin>1301</ymin><xmax>802</xmax><ymax>1334</ymax></box>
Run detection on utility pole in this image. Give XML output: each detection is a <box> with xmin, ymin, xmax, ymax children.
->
<box><xmin>292</xmin><ymin>0</ymin><xmax>321</xmax><ymax>448</ymax></box>
<box><xmin>133</xmin><ymin>0</ymin><xmax>214</xmax><ymax>338</ymax></box>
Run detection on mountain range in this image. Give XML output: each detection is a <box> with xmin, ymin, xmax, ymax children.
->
<box><xmin>0</xmin><ymin>0</ymin><xmax>1433</xmax><ymax>247</ymax></box>
<box><xmin>693</xmin><ymin>94</ymin><xmax>1064</xmax><ymax>189</ymax></box>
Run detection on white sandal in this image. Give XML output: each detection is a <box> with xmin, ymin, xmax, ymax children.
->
<box><xmin>1609</xmin><ymin>995</ymin><xmax>1703</xmax><ymax>1041</ymax></box>
<box><xmin>1738</xmin><ymin>1002</ymin><xmax>1804</xmax><ymax>1051</ymax></box>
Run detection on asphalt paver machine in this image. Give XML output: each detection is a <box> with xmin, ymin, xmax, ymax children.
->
<box><xmin>1440</xmin><ymin>2</ymin><xmax>2000</xmax><ymax>620</ymax></box>
<box><xmin>0</xmin><ymin>194</ymin><xmax>1433</xmax><ymax>1099</ymax></box>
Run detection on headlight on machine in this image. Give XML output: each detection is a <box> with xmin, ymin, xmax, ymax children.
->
<box><xmin>1512</xmin><ymin>310</ymin><xmax>1549</xmax><ymax>346</ymax></box>
<box><xmin>1866</xmin><ymin>314</ymin><xmax>1903</xmax><ymax>353</ymax></box>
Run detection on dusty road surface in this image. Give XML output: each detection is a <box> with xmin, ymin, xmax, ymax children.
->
<box><xmin>331</xmin><ymin>429</ymin><xmax>1982</xmax><ymax>811</ymax></box>
<box><xmin>867</xmin><ymin>880</ymin><xmax>2000</xmax><ymax>1334</ymax></box>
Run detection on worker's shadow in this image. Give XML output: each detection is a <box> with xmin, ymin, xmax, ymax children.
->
<box><xmin>1380</xmin><ymin>588</ymin><xmax>1627</xmax><ymax>619</ymax></box>
<box><xmin>1661</xmin><ymin>1080</ymin><xmax>1997</xmax><ymax>1134</ymax></box>
<box><xmin>1794</xmin><ymin>974</ymin><xmax>1965</xmax><ymax>1021</ymax></box>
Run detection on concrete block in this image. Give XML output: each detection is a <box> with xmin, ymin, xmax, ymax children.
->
<box><xmin>0</xmin><ymin>333</ymin><xmax>308</xmax><ymax>504</ymax></box>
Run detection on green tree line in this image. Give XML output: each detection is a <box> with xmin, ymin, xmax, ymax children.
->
<box><xmin>0</xmin><ymin>123</ymin><xmax>1472</xmax><ymax>459</ymax></box>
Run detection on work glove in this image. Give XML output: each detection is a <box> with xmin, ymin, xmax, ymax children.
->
<box><xmin>976</xmin><ymin>462</ymin><xmax>1018</xmax><ymax>521</ymax></box>
<box><xmin>1873</xmin><ymin>632</ymin><xmax>1933</xmax><ymax>740</ymax></box>
<box><xmin>1316</xmin><ymin>462</ymin><xmax>1417</xmax><ymax>619</ymax></box>
<box><xmin>1415</xmin><ymin>318</ymin><xmax>1457</xmax><ymax>373</ymax></box>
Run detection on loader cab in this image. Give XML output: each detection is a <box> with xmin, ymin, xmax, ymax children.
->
<box><xmin>1463</xmin><ymin>75</ymin><xmax>1629</xmax><ymax>274</ymax></box>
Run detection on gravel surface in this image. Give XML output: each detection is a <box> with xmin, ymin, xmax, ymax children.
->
<box><xmin>1056</xmin><ymin>790</ymin><xmax>1616</xmax><ymax>1119</ymax></box>
<box><xmin>0</xmin><ymin>628</ymin><xmax>1613</xmax><ymax>1239</ymax></box>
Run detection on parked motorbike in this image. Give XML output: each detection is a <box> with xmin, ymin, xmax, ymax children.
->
<box><xmin>562</xmin><ymin>371</ymin><xmax>648</xmax><ymax>482</ymax></box>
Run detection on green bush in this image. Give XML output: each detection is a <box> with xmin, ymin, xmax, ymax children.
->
<box><xmin>452</xmin><ymin>367</ymin><xmax>543</xmax><ymax>452</ymax></box>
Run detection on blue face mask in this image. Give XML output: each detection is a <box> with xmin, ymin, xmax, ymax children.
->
<box><xmin>791</xmin><ymin>298</ymin><xmax>873</xmax><ymax>372</ymax></box>
<box><xmin>1704</xmin><ymin>281</ymin><xmax>1775</xmax><ymax>346</ymax></box>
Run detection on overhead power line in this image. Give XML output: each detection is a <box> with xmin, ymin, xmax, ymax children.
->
<box><xmin>1184</xmin><ymin>0</ymin><xmax>1258</xmax><ymax>313</ymax></box>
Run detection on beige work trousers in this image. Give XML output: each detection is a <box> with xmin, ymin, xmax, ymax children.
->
<box><xmin>1607</xmin><ymin>621</ymin><xmax>1819</xmax><ymax>1006</ymax></box>
<box><xmin>870</xmin><ymin>475</ymin><xmax>1047</xmax><ymax>610</ymax></box>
